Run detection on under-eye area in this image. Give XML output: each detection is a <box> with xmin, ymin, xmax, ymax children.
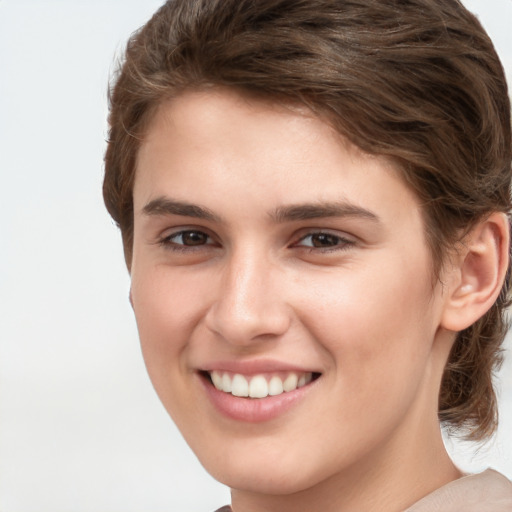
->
<box><xmin>200</xmin><ymin>371</ymin><xmax>322</xmax><ymax>399</ymax></box>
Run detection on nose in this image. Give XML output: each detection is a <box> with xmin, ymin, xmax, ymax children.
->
<box><xmin>204</xmin><ymin>248</ymin><xmax>291</xmax><ymax>346</ymax></box>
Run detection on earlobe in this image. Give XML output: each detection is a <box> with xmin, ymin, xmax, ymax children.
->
<box><xmin>441</xmin><ymin>212</ymin><xmax>509</xmax><ymax>332</ymax></box>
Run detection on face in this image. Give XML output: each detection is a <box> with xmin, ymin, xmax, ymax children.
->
<box><xmin>131</xmin><ymin>89</ymin><xmax>452</xmax><ymax>496</ymax></box>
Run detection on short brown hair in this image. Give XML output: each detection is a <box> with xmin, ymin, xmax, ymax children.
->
<box><xmin>104</xmin><ymin>0</ymin><xmax>512</xmax><ymax>440</ymax></box>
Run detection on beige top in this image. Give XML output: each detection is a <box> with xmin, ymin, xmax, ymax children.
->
<box><xmin>405</xmin><ymin>469</ymin><xmax>512</xmax><ymax>511</ymax></box>
<box><xmin>215</xmin><ymin>469</ymin><xmax>512</xmax><ymax>512</ymax></box>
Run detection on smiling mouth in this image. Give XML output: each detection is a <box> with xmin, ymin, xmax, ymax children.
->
<box><xmin>202</xmin><ymin>370</ymin><xmax>321</xmax><ymax>399</ymax></box>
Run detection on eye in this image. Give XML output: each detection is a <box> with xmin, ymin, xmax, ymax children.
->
<box><xmin>294</xmin><ymin>232</ymin><xmax>354</xmax><ymax>250</ymax></box>
<box><xmin>160</xmin><ymin>229</ymin><xmax>215</xmax><ymax>249</ymax></box>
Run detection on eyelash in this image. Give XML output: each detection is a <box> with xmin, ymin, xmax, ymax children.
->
<box><xmin>157</xmin><ymin>229</ymin><xmax>355</xmax><ymax>253</ymax></box>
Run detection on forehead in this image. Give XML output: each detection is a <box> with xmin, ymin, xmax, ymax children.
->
<box><xmin>139</xmin><ymin>90</ymin><xmax>390</xmax><ymax>174</ymax></box>
<box><xmin>134</xmin><ymin>88</ymin><xmax>423</xmax><ymax>228</ymax></box>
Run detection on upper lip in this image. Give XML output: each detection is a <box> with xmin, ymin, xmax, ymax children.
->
<box><xmin>198</xmin><ymin>358</ymin><xmax>321</xmax><ymax>376</ymax></box>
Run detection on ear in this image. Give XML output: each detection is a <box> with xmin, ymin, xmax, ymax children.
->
<box><xmin>441</xmin><ymin>212</ymin><xmax>509</xmax><ymax>332</ymax></box>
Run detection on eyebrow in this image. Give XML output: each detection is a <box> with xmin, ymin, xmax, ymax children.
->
<box><xmin>142</xmin><ymin>197</ymin><xmax>221</xmax><ymax>222</ymax></box>
<box><xmin>271</xmin><ymin>202</ymin><xmax>380</xmax><ymax>224</ymax></box>
<box><xmin>142</xmin><ymin>197</ymin><xmax>380</xmax><ymax>225</ymax></box>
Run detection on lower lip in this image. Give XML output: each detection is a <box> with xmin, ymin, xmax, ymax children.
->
<box><xmin>200</xmin><ymin>374</ymin><xmax>316</xmax><ymax>423</ymax></box>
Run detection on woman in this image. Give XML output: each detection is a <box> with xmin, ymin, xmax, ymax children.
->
<box><xmin>103</xmin><ymin>0</ymin><xmax>512</xmax><ymax>510</ymax></box>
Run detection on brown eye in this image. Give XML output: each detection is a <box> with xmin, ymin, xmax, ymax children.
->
<box><xmin>164</xmin><ymin>230</ymin><xmax>212</xmax><ymax>247</ymax></box>
<box><xmin>295</xmin><ymin>232</ymin><xmax>354</xmax><ymax>251</ymax></box>
<box><xmin>309</xmin><ymin>233</ymin><xmax>340</xmax><ymax>247</ymax></box>
<box><xmin>301</xmin><ymin>233</ymin><xmax>343</xmax><ymax>247</ymax></box>
<box><xmin>180</xmin><ymin>231</ymin><xmax>209</xmax><ymax>246</ymax></box>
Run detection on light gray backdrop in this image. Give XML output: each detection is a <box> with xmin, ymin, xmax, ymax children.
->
<box><xmin>0</xmin><ymin>1</ymin><xmax>511</xmax><ymax>511</ymax></box>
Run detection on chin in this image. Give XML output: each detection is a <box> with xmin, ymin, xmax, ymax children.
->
<box><xmin>214</xmin><ymin>465</ymin><xmax>316</xmax><ymax>496</ymax></box>
<box><xmin>196</xmin><ymin>440</ymin><xmax>332</xmax><ymax>496</ymax></box>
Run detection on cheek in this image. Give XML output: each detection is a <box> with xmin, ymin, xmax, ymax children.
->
<box><xmin>296</xmin><ymin>255</ymin><xmax>437</xmax><ymax>402</ymax></box>
<box><xmin>300</xmin><ymin>256</ymin><xmax>433</xmax><ymax>338</ymax></box>
<box><xmin>130</xmin><ymin>266</ymin><xmax>209</xmax><ymax>376</ymax></box>
<box><xmin>129</xmin><ymin>267</ymin><xmax>209</xmax><ymax>427</ymax></box>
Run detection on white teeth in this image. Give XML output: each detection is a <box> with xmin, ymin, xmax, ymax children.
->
<box><xmin>222</xmin><ymin>373</ymin><xmax>232</xmax><ymax>393</ymax></box>
<box><xmin>209</xmin><ymin>371</ymin><xmax>314</xmax><ymax>398</ymax></box>
<box><xmin>211</xmin><ymin>370</ymin><xmax>223</xmax><ymax>390</ymax></box>
<box><xmin>283</xmin><ymin>373</ymin><xmax>298</xmax><ymax>392</ymax></box>
<box><xmin>231</xmin><ymin>374</ymin><xmax>249</xmax><ymax>397</ymax></box>
<box><xmin>249</xmin><ymin>375</ymin><xmax>268</xmax><ymax>398</ymax></box>
<box><xmin>268</xmin><ymin>375</ymin><xmax>284</xmax><ymax>396</ymax></box>
<box><xmin>297</xmin><ymin>373</ymin><xmax>313</xmax><ymax>388</ymax></box>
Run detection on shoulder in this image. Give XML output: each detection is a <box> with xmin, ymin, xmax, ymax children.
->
<box><xmin>406</xmin><ymin>469</ymin><xmax>512</xmax><ymax>511</ymax></box>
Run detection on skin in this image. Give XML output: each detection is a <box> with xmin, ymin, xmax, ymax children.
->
<box><xmin>130</xmin><ymin>88</ymin><xmax>465</xmax><ymax>512</ymax></box>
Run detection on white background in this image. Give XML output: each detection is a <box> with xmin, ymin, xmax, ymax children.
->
<box><xmin>0</xmin><ymin>1</ymin><xmax>511</xmax><ymax>511</ymax></box>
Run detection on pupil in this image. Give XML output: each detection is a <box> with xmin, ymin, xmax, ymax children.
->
<box><xmin>313</xmin><ymin>234</ymin><xmax>337</xmax><ymax>247</ymax></box>
<box><xmin>183</xmin><ymin>231</ymin><xmax>206</xmax><ymax>245</ymax></box>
